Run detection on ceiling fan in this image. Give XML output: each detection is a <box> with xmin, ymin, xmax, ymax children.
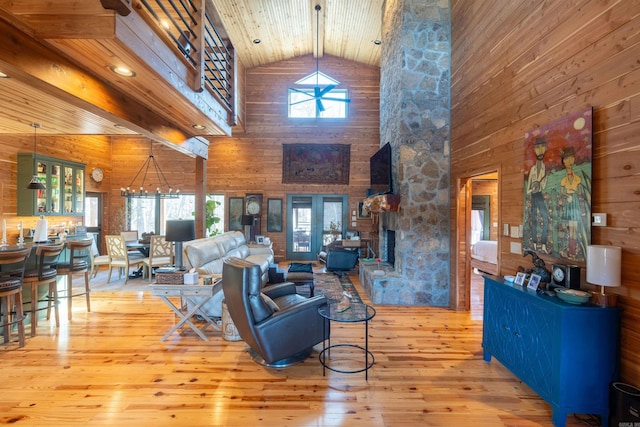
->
<box><xmin>289</xmin><ymin>4</ymin><xmax>351</xmax><ymax>113</ymax></box>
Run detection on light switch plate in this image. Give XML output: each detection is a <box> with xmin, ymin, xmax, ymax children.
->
<box><xmin>510</xmin><ymin>226</ymin><xmax>520</xmax><ymax>238</ymax></box>
<box><xmin>503</xmin><ymin>224</ymin><xmax>509</xmax><ymax>236</ymax></box>
<box><xmin>592</xmin><ymin>213</ymin><xmax>607</xmax><ymax>226</ymax></box>
<box><xmin>351</xmin><ymin>221</ymin><xmax>357</xmax><ymax>227</ymax></box>
<box><xmin>510</xmin><ymin>242</ymin><xmax>522</xmax><ymax>254</ymax></box>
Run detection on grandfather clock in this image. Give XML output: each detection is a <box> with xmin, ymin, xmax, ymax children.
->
<box><xmin>245</xmin><ymin>193</ymin><xmax>262</xmax><ymax>242</ymax></box>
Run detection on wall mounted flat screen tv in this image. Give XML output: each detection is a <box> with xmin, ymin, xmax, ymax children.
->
<box><xmin>370</xmin><ymin>142</ymin><xmax>393</xmax><ymax>195</ymax></box>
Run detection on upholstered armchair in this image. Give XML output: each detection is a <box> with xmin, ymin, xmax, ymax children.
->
<box><xmin>318</xmin><ymin>239</ymin><xmax>359</xmax><ymax>272</ymax></box>
<box><xmin>325</xmin><ymin>249</ymin><xmax>359</xmax><ymax>271</ymax></box>
<box><xmin>222</xmin><ymin>257</ymin><xmax>328</xmax><ymax>367</ymax></box>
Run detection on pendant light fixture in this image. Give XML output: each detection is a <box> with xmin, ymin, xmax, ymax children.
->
<box><xmin>26</xmin><ymin>123</ymin><xmax>45</xmax><ymax>190</ymax></box>
<box><xmin>120</xmin><ymin>142</ymin><xmax>179</xmax><ymax>199</ymax></box>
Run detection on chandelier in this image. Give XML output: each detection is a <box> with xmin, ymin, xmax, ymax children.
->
<box><xmin>120</xmin><ymin>143</ymin><xmax>180</xmax><ymax>199</ymax></box>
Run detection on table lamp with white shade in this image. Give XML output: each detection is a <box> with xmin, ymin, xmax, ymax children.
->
<box><xmin>587</xmin><ymin>245</ymin><xmax>621</xmax><ymax>307</ymax></box>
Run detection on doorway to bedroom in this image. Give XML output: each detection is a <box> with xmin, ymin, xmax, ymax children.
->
<box><xmin>460</xmin><ymin>171</ymin><xmax>499</xmax><ymax>319</ymax></box>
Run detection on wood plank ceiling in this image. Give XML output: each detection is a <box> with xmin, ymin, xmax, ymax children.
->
<box><xmin>213</xmin><ymin>0</ymin><xmax>383</xmax><ymax>68</ymax></box>
<box><xmin>0</xmin><ymin>0</ymin><xmax>383</xmax><ymax>140</ymax></box>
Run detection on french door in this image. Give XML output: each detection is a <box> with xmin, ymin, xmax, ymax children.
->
<box><xmin>286</xmin><ymin>194</ymin><xmax>348</xmax><ymax>261</ymax></box>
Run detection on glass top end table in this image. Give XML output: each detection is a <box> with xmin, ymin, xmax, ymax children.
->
<box><xmin>318</xmin><ymin>302</ymin><xmax>376</xmax><ymax>380</ymax></box>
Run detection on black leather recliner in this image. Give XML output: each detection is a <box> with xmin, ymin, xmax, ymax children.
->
<box><xmin>222</xmin><ymin>257</ymin><xmax>328</xmax><ymax>367</ymax></box>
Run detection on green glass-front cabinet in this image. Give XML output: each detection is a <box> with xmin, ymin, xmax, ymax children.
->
<box><xmin>18</xmin><ymin>153</ymin><xmax>85</xmax><ymax>216</ymax></box>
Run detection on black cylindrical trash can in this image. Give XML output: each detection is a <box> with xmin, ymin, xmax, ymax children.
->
<box><xmin>610</xmin><ymin>382</ymin><xmax>640</xmax><ymax>427</ymax></box>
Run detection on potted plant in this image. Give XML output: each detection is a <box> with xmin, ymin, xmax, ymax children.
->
<box><xmin>205</xmin><ymin>199</ymin><xmax>222</xmax><ymax>237</ymax></box>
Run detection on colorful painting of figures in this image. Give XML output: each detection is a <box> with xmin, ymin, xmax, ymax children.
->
<box><xmin>522</xmin><ymin>108</ymin><xmax>592</xmax><ymax>262</ymax></box>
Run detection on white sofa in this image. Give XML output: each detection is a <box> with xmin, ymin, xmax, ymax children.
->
<box><xmin>182</xmin><ymin>231</ymin><xmax>274</xmax><ymax>317</ymax></box>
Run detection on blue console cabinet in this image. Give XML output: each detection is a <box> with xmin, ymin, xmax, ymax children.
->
<box><xmin>482</xmin><ymin>276</ymin><xmax>620</xmax><ymax>427</ymax></box>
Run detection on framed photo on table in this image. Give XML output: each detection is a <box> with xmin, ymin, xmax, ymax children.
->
<box><xmin>514</xmin><ymin>272</ymin><xmax>527</xmax><ymax>286</ymax></box>
<box><xmin>256</xmin><ymin>235</ymin><xmax>265</xmax><ymax>244</ymax></box>
<box><xmin>228</xmin><ymin>197</ymin><xmax>244</xmax><ymax>231</ymax></box>
<box><xmin>528</xmin><ymin>273</ymin><xmax>542</xmax><ymax>291</ymax></box>
<box><xmin>267</xmin><ymin>198</ymin><xmax>283</xmax><ymax>232</ymax></box>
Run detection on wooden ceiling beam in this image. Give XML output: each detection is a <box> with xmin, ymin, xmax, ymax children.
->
<box><xmin>0</xmin><ymin>0</ymin><xmax>117</xmax><ymax>38</ymax></box>
<box><xmin>100</xmin><ymin>0</ymin><xmax>133</xmax><ymax>16</ymax></box>
<box><xmin>0</xmin><ymin>19</ymin><xmax>208</xmax><ymax>158</ymax></box>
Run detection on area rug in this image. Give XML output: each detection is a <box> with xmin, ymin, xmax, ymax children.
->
<box><xmin>89</xmin><ymin>270</ymin><xmax>151</xmax><ymax>292</ymax></box>
<box><xmin>301</xmin><ymin>272</ymin><xmax>362</xmax><ymax>303</ymax></box>
<box><xmin>90</xmin><ymin>269</ymin><xmax>362</xmax><ymax>304</ymax></box>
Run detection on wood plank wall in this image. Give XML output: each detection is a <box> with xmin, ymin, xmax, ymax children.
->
<box><xmin>108</xmin><ymin>137</ymin><xmax>197</xmax><ymax>235</ymax></box>
<box><xmin>450</xmin><ymin>0</ymin><xmax>640</xmax><ymax>385</ymax></box>
<box><xmin>206</xmin><ymin>54</ymin><xmax>380</xmax><ymax>261</ymax></box>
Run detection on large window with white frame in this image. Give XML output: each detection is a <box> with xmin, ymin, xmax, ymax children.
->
<box><xmin>288</xmin><ymin>71</ymin><xmax>349</xmax><ymax>118</ymax></box>
<box><xmin>128</xmin><ymin>194</ymin><xmax>224</xmax><ymax>235</ymax></box>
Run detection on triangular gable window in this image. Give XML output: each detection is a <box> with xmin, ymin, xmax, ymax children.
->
<box><xmin>295</xmin><ymin>71</ymin><xmax>339</xmax><ymax>86</ymax></box>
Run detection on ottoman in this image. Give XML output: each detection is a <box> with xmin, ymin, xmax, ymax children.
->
<box><xmin>286</xmin><ymin>263</ymin><xmax>315</xmax><ymax>297</ymax></box>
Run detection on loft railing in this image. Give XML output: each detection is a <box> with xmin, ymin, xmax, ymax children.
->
<box><xmin>203</xmin><ymin>7</ymin><xmax>234</xmax><ymax>112</ymax></box>
<box><xmin>135</xmin><ymin>0</ymin><xmax>235</xmax><ymax>115</ymax></box>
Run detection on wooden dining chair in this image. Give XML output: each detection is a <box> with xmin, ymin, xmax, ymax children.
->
<box><xmin>142</xmin><ymin>235</ymin><xmax>174</xmax><ymax>283</ymax></box>
<box><xmin>0</xmin><ymin>247</ymin><xmax>30</xmax><ymax>347</ymax></box>
<box><xmin>56</xmin><ymin>238</ymin><xmax>93</xmax><ymax>320</ymax></box>
<box><xmin>87</xmin><ymin>232</ymin><xmax>110</xmax><ymax>278</ymax></box>
<box><xmin>105</xmin><ymin>235</ymin><xmax>144</xmax><ymax>285</ymax></box>
<box><xmin>23</xmin><ymin>244</ymin><xmax>64</xmax><ymax>337</ymax></box>
<box><xmin>120</xmin><ymin>230</ymin><xmax>141</xmax><ymax>256</ymax></box>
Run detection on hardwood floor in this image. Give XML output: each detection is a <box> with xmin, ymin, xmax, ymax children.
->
<box><xmin>0</xmin><ymin>272</ymin><xmax>594</xmax><ymax>426</ymax></box>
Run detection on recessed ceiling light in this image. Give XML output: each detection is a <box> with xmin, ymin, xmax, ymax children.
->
<box><xmin>110</xmin><ymin>65</ymin><xmax>136</xmax><ymax>77</ymax></box>
<box><xmin>114</xmin><ymin>123</ymin><xmax>126</xmax><ymax>129</ymax></box>
<box><xmin>192</xmin><ymin>124</ymin><xmax>206</xmax><ymax>130</ymax></box>
<box><xmin>253</xmin><ymin>39</ymin><xmax>261</xmax><ymax>44</ymax></box>
<box><xmin>373</xmin><ymin>40</ymin><xmax>382</xmax><ymax>45</ymax></box>
<box><xmin>0</xmin><ymin>71</ymin><xmax>9</xmax><ymax>78</ymax></box>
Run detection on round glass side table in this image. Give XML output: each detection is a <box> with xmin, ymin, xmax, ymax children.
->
<box><xmin>318</xmin><ymin>302</ymin><xmax>376</xmax><ymax>380</ymax></box>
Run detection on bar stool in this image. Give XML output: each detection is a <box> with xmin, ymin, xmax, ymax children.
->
<box><xmin>56</xmin><ymin>239</ymin><xmax>93</xmax><ymax>320</ymax></box>
<box><xmin>23</xmin><ymin>244</ymin><xmax>64</xmax><ymax>337</ymax></box>
<box><xmin>0</xmin><ymin>248</ymin><xmax>30</xmax><ymax>347</ymax></box>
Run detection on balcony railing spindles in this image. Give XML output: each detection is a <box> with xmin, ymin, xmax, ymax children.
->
<box><xmin>136</xmin><ymin>0</ymin><xmax>234</xmax><ymax>116</ymax></box>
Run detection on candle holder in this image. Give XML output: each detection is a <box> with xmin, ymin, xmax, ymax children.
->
<box><xmin>0</xmin><ymin>238</ymin><xmax>7</xmax><ymax>247</ymax></box>
<box><xmin>18</xmin><ymin>223</ymin><xmax>24</xmax><ymax>246</ymax></box>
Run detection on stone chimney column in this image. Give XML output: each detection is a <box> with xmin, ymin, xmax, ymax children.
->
<box><xmin>377</xmin><ymin>0</ymin><xmax>451</xmax><ymax>306</ymax></box>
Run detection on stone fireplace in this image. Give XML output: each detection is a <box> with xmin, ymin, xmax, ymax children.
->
<box><xmin>381</xmin><ymin>229</ymin><xmax>396</xmax><ymax>266</ymax></box>
<box><xmin>361</xmin><ymin>0</ymin><xmax>450</xmax><ymax>306</ymax></box>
